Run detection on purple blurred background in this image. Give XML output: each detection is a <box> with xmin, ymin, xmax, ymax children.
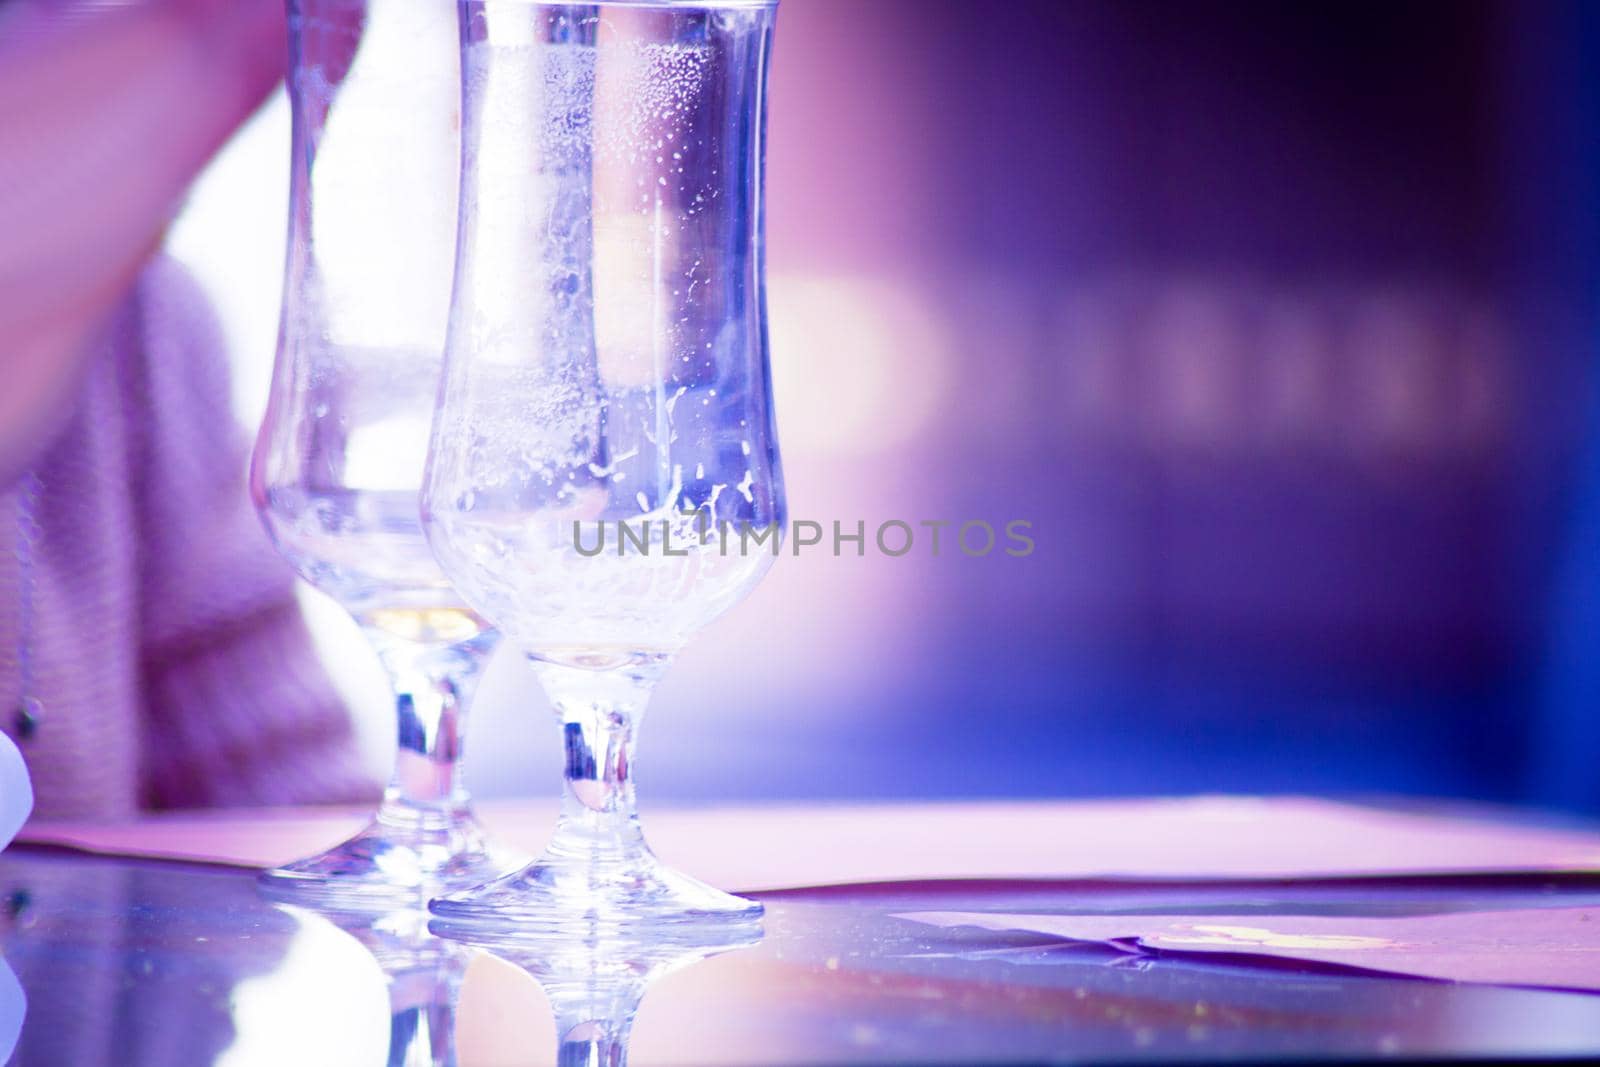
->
<box><xmin>174</xmin><ymin>0</ymin><xmax>1600</xmax><ymax>812</ymax></box>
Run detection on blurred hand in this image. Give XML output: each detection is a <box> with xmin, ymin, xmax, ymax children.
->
<box><xmin>0</xmin><ymin>0</ymin><xmax>298</xmax><ymax>486</ymax></box>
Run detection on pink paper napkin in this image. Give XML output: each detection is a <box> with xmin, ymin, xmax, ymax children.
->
<box><xmin>16</xmin><ymin>796</ymin><xmax>1600</xmax><ymax>890</ymax></box>
<box><xmin>899</xmin><ymin>907</ymin><xmax>1600</xmax><ymax>993</ymax></box>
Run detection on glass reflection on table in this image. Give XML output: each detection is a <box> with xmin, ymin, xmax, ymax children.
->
<box><xmin>267</xmin><ymin>907</ymin><xmax>467</xmax><ymax>1066</ymax></box>
<box><xmin>3</xmin><ymin>849</ymin><xmax>1600</xmax><ymax>1064</ymax></box>
<box><xmin>433</xmin><ymin>920</ymin><xmax>761</xmax><ymax>1067</ymax></box>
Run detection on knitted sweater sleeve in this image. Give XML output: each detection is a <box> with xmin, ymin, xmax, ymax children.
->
<box><xmin>129</xmin><ymin>257</ymin><xmax>378</xmax><ymax>809</ymax></box>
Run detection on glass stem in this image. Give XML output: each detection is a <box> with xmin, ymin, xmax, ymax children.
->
<box><xmin>544</xmin><ymin>966</ymin><xmax>648</xmax><ymax>1067</ymax></box>
<box><xmin>553</xmin><ymin>1010</ymin><xmax>634</xmax><ymax>1067</ymax></box>
<box><xmin>362</xmin><ymin>627</ymin><xmax>496</xmax><ymax>828</ymax></box>
<box><xmin>389</xmin><ymin>966</ymin><xmax>460</xmax><ymax>1066</ymax></box>
<box><xmin>533</xmin><ymin>657</ymin><xmax>670</xmax><ymax>868</ymax></box>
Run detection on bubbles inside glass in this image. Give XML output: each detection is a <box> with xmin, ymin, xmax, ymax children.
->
<box><xmin>423</xmin><ymin>0</ymin><xmax>783</xmax><ymax>935</ymax></box>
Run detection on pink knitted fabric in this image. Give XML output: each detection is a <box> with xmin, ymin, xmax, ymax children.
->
<box><xmin>0</xmin><ymin>257</ymin><xmax>378</xmax><ymax>819</ymax></box>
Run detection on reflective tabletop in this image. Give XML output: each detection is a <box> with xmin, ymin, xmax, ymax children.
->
<box><xmin>2</xmin><ymin>847</ymin><xmax>1600</xmax><ymax>1065</ymax></box>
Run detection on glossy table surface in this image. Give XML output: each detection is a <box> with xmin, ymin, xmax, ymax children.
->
<box><xmin>3</xmin><ymin>800</ymin><xmax>1600</xmax><ymax>1066</ymax></box>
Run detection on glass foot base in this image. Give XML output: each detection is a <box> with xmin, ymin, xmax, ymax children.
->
<box><xmin>428</xmin><ymin>848</ymin><xmax>762</xmax><ymax>940</ymax></box>
<box><xmin>258</xmin><ymin>810</ymin><xmax>522</xmax><ymax>913</ymax></box>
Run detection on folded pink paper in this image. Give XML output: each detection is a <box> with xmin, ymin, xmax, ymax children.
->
<box><xmin>16</xmin><ymin>796</ymin><xmax>1600</xmax><ymax>890</ymax></box>
<box><xmin>899</xmin><ymin>906</ymin><xmax>1600</xmax><ymax>993</ymax></box>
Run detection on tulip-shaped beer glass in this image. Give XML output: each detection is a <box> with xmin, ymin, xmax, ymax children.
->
<box><xmin>423</xmin><ymin>0</ymin><xmax>782</xmax><ymax>932</ymax></box>
<box><xmin>251</xmin><ymin>0</ymin><xmax>519</xmax><ymax>906</ymax></box>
